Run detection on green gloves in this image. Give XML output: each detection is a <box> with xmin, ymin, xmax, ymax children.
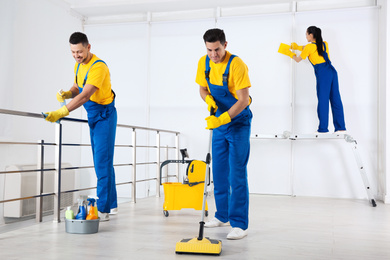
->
<box><xmin>291</xmin><ymin>42</ymin><xmax>303</xmax><ymax>51</ymax></box>
<box><xmin>278</xmin><ymin>43</ymin><xmax>296</xmax><ymax>58</ymax></box>
<box><xmin>57</xmin><ymin>90</ymin><xmax>72</xmax><ymax>103</ymax></box>
<box><xmin>205</xmin><ymin>95</ymin><xmax>218</xmax><ymax>112</ymax></box>
<box><xmin>44</xmin><ymin>106</ymin><xmax>69</xmax><ymax>123</ymax></box>
<box><xmin>205</xmin><ymin>111</ymin><xmax>231</xmax><ymax>129</ymax></box>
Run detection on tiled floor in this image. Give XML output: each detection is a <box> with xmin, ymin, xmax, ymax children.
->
<box><xmin>1</xmin><ymin>194</ymin><xmax>390</xmax><ymax>259</ymax></box>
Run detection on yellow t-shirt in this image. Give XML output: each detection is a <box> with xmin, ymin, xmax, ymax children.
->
<box><xmin>74</xmin><ymin>54</ymin><xmax>114</xmax><ymax>105</ymax></box>
<box><xmin>300</xmin><ymin>42</ymin><xmax>330</xmax><ymax>65</ymax></box>
<box><xmin>195</xmin><ymin>51</ymin><xmax>251</xmax><ymax>100</ymax></box>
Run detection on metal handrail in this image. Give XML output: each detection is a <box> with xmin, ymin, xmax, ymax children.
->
<box><xmin>0</xmin><ymin>108</ymin><xmax>180</xmax><ymax>223</ymax></box>
<box><xmin>0</xmin><ymin>108</ymin><xmax>179</xmax><ymax>133</ymax></box>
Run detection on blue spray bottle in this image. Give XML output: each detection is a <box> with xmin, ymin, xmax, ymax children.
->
<box><xmin>75</xmin><ymin>198</ymin><xmax>87</xmax><ymax>220</ymax></box>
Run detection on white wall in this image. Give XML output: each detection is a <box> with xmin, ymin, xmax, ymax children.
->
<box><xmin>378</xmin><ymin>0</ymin><xmax>390</xmax><ymax>203</ymax></box>
<box><xmin>0</xmin><ymin>0</ymin><xmax>83</xmax><ymax>223</ymax></box>
<box><xmin>149</xmin><ymin>19</ymin><xmax>216</xmax><ymax>157</ymax></box>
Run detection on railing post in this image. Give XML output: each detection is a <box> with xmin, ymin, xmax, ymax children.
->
<box><xmin>36</xmin><ymin>140</ymin><xmax>44</xmax><ymax>223</ymax></box>
<box><xmin>165</xmin><ymin>145</ymin><xmax>168</xmax><ymax>180</ymax></box>
<box><xmin>175</xmin><ymin>133</ymin><xmax>180</xmax><ymax>180</ymax></box>
<box><xmin>156</xmin><ymin>131</ymin><xmax>161</xmax><ymax>197</ymax></box>
<box><xmin>132</xmin><ymin>128</ymin><xmax>136</xmax><ymax>203</ymax></box>
<box><xmin>53</xmin><ymin>123</ymin><xmax>62</xmax><ymax>223</ymax></box>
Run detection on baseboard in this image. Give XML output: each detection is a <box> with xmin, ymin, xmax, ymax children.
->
<box><xmin>383</xmin><ymin>194</ymin><xmax>390</xmax><ymax>204</ymax></box>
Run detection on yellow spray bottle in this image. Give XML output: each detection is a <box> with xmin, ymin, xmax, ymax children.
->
<box><xmin>94</xmin><ymin>198</ymin><xmax>98</xmax><ymax>217</ymax></box>
<box><xmin>86</xmin><ymin>198</ymin><xmax>98</xmax><ymax>220</ymax></box>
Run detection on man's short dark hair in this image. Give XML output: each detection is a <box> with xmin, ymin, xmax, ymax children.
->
<box><xmin>203</xmin><ymin>28</ymin><xmax>226</xmax><ymax>45</ymax></box>
<box><xmin>69</xmin><ymin>32</ymin><xmax>89</xmax><ymax>46</ymax></box>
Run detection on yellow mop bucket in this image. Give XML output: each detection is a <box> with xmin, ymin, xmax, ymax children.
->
<box><xmin>161</xmin><ymin>160</ymin><xmax>208</xmax><ymax>217</ymax></box>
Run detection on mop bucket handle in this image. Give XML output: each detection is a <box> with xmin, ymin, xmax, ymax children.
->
<box><xmin>159</xmin><ymin>159</ymin><xmax>193</xmax><ymax>185</ymax></box>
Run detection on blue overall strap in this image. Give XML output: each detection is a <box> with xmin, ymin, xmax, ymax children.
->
<box><xmin>321</xmin><ymin>42</ymin><xmax>330</xmax><ymax>63</ymax></box>
<box><xmin>204</xmin><ymin>55</ymin><xmax>237</xmax><ymax>83</ymax></box>
<box><xmin>75</xmin><ymin>63</ymin><xmax>81</xmax><ymax>85</ymax></box>
<box><xmin>205</xmin><ymin>56</ymin><xmax>211</xmax><ymax>80</ymax></box>
<box><xmin>75</xmin><ymin>60</ymin><xmax>107</xmax><ymax>87</ymax></box>
<box><xmin>308</xmin><ymin>42</ymin><xmax>316</xmax><ymax>66</ymax></box>
<box><xmin>222</xmin><ymin>55</ymin><xmax>236</xmax><ymax>83</ymax></box>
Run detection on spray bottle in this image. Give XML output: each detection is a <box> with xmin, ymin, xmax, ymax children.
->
<box><xmin>58</xmin><ymin>89</ymin><xmax>67</xmax><ymax>107</ymax></box>
<box><xmin>75</xmin><ymin>199</ymin><xmax>87</xmax><ymax>220</ymax></box>
<box><xmin>65</xmin><ymin>206</ymin><xmax>74</xmax><ymax>220</ymax></box>
<box><xmin>86</xmin><ymin>198</ymin><xmax>98</xmax><ymax>220</ymax></box>
<box><xmin>88</xmin><ymin>195</ymin><xmax>99</xmax><ymax>218</ymax></box>
<box><xmin>94</xmin><ymin>199</ymin><xmax>98</xmax><ymax>218</ymax></box>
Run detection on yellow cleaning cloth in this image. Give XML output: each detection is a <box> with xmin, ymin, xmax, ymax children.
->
<box><xmin>278</xmin><ymin>43</ymin><xmax>296</xmax><ymax>58</ymax></box>
<box><xmin>278</xmin><ymin>43</ymin><xmax>290</xmax><ymax>54</ymax></box>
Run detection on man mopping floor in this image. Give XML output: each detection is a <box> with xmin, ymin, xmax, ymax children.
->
<box><xmin>196</xmin><ymin>28</ymin><xmax>253</xmax><ymax>240</ymax></box>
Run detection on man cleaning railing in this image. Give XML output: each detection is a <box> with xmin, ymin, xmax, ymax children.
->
<box><xmin>43</xmin><ymin>32</ymin><xmax>117</xmax><ymax>222</ymax></box>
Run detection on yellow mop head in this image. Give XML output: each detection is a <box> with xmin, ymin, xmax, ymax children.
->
<box><xmin>175</xmin><ymin>237</ymin><xmax>222</xmax><ymax>255</ymax></box>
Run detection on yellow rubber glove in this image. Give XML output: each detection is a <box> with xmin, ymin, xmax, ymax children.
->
<box><xmin>291</xmin><ymin>42</ymin><xmax>303</xmax><ymax>51</ymax></box>
<box><xmin>56</xmin><ymin>90</ymin><xmax>73</xmax><ymax>103</ymax></box>
<box><xmin>44</xmin><ymin>106</ymin><xmax>69</xmax><ymax>123</ymax></box>
<box><xmin>280</xmin><ymin>48</ymin><xmax>296</xmax><ymax>58</ymax></box>
<box><xmin>205</xmin><ymin>111</ymin><xmax>231</xmax><ymax>129</ymax></box>
<box><xmin>205</xmin><ymin>95</ymin><xmax>218</xmax><ymax>112</ymax></box>
<box><xmin>278</xmin><ymin>43</ymin><xmax>296</xmax><ymax>58</ymax></box>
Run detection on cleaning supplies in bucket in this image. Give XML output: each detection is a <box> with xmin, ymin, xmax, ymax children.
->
<box><xmin>65</xmin><ymin>197</ymin><xmax>100</xmax><ymax>234</ymax></box>
<box><xmin>65</xmin><ymin>206</ymin><xmax>75</xmax><ymax>220</ymax></box>
<box><xmin>86</xmin><ymin>198</ymin><xmax>98</xmax><ymax>220</ymax></box>
<box><xmin>88</xmin><ymin>196</ymin><xmax>99</xmax><ymax>217</ymax></box>
<box><xmin>75</xmin><ymin>198</ymin><xmax>87</xmax><ymax>220</ymax></box>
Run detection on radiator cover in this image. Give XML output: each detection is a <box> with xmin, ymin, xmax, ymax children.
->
<box><xmin>3</xmin><ymin>163</ymin><xmax>75</xmax><ymax>218</ymax></box>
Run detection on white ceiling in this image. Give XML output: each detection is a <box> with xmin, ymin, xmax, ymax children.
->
<box><xmin>59</xmin><ymin>0</ymin><xmax>295</xmax><ymax>18</ymax></box>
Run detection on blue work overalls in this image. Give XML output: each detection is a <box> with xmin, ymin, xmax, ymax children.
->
<box><xmin>205</xmin><ymin>55</ymin><xmax>252</xmax><ymax>230</ymax></box>
<box><xmin>310</xmin><ymin>43</ymin><xmax>346</xmax><ymax>133</ymax></box>
<box><xmin>76</xmin><ymin>60</ymin><xmax>118</xmax><ymax>213</ymax></box>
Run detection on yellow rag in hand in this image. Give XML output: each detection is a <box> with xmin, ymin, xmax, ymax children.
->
<box><xmin>44</xmin><ymin>106</ymin><xmax>69</xmax><ymax>123</ymax></box>
<box><xmin>278</xmin><ymin>43</ymin><xmax>296</xmax><ymax>58</ymax></box>
<box><xmin>278</xmin><ymin>43</ymin><xmax>290</xmax><ymax>54</ymax></box>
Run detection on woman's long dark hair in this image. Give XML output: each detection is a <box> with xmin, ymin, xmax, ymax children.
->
<box><xmin>307</xmin><ymin>26</ymin><xmax>324</xmax><ymax>57</ymax></box>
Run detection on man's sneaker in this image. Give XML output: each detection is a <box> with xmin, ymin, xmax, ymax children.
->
<box><xmin>227</xmin><ymin>227</ymin><xmax>248</xmax><ymax>240</ymax></box>
<box><xmin>110</xmin><ymin>208</ymin><xmax>118</xmax><ymax>215</ymax></box>
<box><xmin>98</xmin><ymin>212</ymin><xmax>109</xmax><ymax>222</ymax></box>
<box><xmin>204</xmin><ymin>217</ymin><xmax>230</xmax><ymax>228</ymax></box>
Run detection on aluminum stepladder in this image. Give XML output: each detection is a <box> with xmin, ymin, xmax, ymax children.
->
<box><xmin>251</xmin><ymin>131</ymin><xmax>377</xmax><ymax>207</ymax></box>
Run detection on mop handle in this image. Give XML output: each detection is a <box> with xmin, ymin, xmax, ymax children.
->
<box><xmin>198</xmin><ymin>107</ymin><xmax>215</xmax><ymax>240</ymax></box>
<box><xmin>200</xmin><ymin>130</ymin><xmax>212</xmax><ymax>224</ymax></box>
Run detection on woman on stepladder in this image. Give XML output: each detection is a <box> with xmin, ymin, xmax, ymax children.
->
<box><xmin>281</xmin><ymin>26</ymin><xmax>347</xmax><ymax>134</ymax></box>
